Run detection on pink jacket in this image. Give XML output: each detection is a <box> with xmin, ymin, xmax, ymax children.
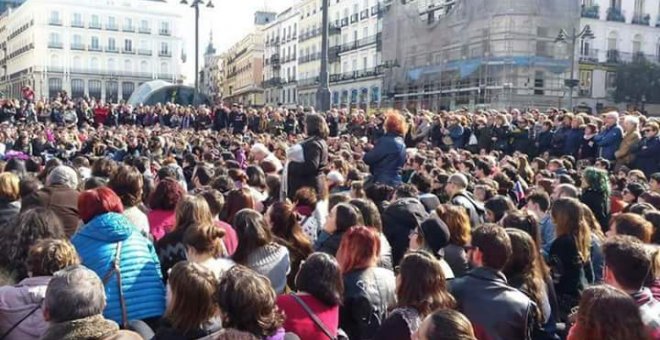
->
<box><xmin>0</xmin><ymin>276</ymin><xmax>50</xmax><ymax>340</ymax></box>
<box><xmin>148</xmin><ymin>209</ymin><xmax>176</xmax><ymax>241</ymax></box>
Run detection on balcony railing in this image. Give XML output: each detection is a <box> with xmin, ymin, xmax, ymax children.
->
<box><xmin>48</xmin><ymin>19</ymin><xmax>62</xmax><ymax>26</ymax></box>
<box><xmin>350</xmin><ymin>13</ymin><xmax>359</xmax><ymax>23</ymax></box>
<box><xmin>297</xmin><ymin>76</ymin><xmax>320</xmax><ymax>87</ymax></box>
<box><xmin>48</xmin><ymin>41</ymin><xmax>63</xmax><ymax>49</ymax></box>
<box><xmin>581</xmin><ymin>4</ymin><xmax>599</xmax><ymax>19</ymax></box>
<box><xmin>159</xmin><ymin>50</ymin><xmax>171</xmax><ymax>57</ymax></box>
<box><xmin>299</xmin><ymin>52</ymin><xmax>321</xmax><ymax>64</ymax></box>
<box><xmin>338</xmin><ymin>33</ymin><xmax>380</xmax><ymax>53</ymax></box>
<box><xmin>71</xmin><ymin>21</ymin><xmax>85</xmax><ymax>28</ymax></box>
<box><xmin>330</xmin><ymin>67</ymin><xmax>383</xmax><ymax>83</ymax></box>
<box><xmin>606</xmin><ymin>49</ymin><xmax>620</xmax><ymax>63</ymax></box>
<box><xmin>159</xmin><ymin>29</ymin><xmax>171</xmax><ymax>36</ymax></box>
<box><xmin>106</xmin><ymin>24</ymin><xmax>119</xmax><ymax>31</ymax></box>
<box><xmin>105</xmin><ymin>46</ymin><xmax>119</xmax><ymax>53</ymax></box>
<box><xmin>123</xmin><ymin>25</ymin><xmax>135</xmax><ymax>32</ymax></box>
<box><xmin>89</xmin><ymin>22</ymin><xmax>102</xmax><ymax>29</ymax></box>
<box><xmin>329</xmin><ymin>46</ymin><xmax>341</xmax><ymax>62</ymax></box>
<box><xmin>138</xmin><ymin>49</ymin><xmax>152</xmax><ymax>56</ymax></box>
<box><xmin>578</xmin><ymin>48</ymin><xmax>660</xmax><ymax>65</ymax></box>
<box><xmin>631</xmin><ymin>14</ymin><xmax>651</xmax><ymax>25</ymax></box>
<box><xmin>270</xmin><ymin>54</ymin><xmax>280</xmax><ymax>66</ymax></box>
<box><xmin>340</xmin><ymin>17</ymin><xmax>349</xmax><ymax>27</ymax></box>
<box><xmin>371</xmin><ymin>5</ymin><xmax>381</xmax><ymax>17</ymax></box>
<box><xmin>606</xmin><ymin>7</ymin><xmax>625</xmax><ymax>22</ymax></box>
<box><xmin>263</xmin><ymin>77</ymin><xmax>282</xmax><ymax>87</ymax></box>
<box><xmin>122</xmin><ymin>48</ymin><xmax>135</xmax><ymax>54</ymax></box>
<box><xmin>88</xmin><ymin>45</ymin><xmax>102</xmax><ymax>52</ymax></box>
<box><xmin>70</xmin><ymin>44</ymin><xmax>85</xmax><ymax>51</ymax></box>
<box><xmin>299</xmin><ymin>28</ymin><xmax>321</xmax><ymax>42</ymax></box>
<box><xmin>139</xmin><ymin>27</ymin><xmax>151</xmax><ymax>34</ymax></box>
<box><xmin>360</xmin><ymin>9</ymin><xmax>369</xmax><ymax>20</ymax></box>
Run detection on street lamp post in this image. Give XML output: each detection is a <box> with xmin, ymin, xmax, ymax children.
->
<box><xmin>180</xmin><ymin>0</ymin><xmax>214</xmax><ymax>97</ymax></box>
<box><xmin>316</xmin><ymin>0</ymin><xmax>331</xmax><ymax>112</ymax></box>
<box><xmin>555</xmin><ymin>25</ymin><xmax>594</xmax><ymax>111</ymax></box>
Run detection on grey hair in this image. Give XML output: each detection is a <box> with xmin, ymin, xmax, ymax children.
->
<box><xmin>623</xmin><ymin>115</ymin><xmax>639</xmax><ymax>127</ymax></box>
<box><xmin>557</xmin><ymin>184</ymin><xmax>579</xmax><ymax>199</ymax></box>
<box><xmin>45</xmin><ymin>265</ymin><xmax>106</xmax><ymax>322</ymax></box>
<box><xmin>46</xmin><ymin>165</ymin><xmax>80</xmax><ymax>189</ymax></box>
<box><xmin>605</xmin><ymin>111</ymin><xmax>619</xmax><ymax>120</ymax></box>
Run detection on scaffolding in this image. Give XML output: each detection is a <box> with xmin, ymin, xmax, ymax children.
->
<box><xmin>381</xmin><ymin>0</ymin><xmax>580</xmax><ymax>111</ymax></box>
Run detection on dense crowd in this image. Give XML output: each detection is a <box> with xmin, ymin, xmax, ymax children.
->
<box><xmin>0</xmin><ymin>91</ymin><xmax>659</xmax><ymax>340</ymax></box>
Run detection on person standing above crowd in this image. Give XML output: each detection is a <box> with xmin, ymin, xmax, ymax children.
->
<box><xmin>594</xmin><ymin>111</ymin><xmax>624</xmax><ymax>161</ymax></box>
<box><xmin>632</xmin><ymin>122</ymin><xmax>660</xmax><ymax>177</ymax></box>
<box><xmin>363</xmin><ymin>111</ymin><xmax>408</xmax><ymax>186</ymax></box>
<box><xmin>286</xmin><ymin>114</ymin><xmax>329</xmax><ymax>201</ymax></box>
<box><xmin>615</xmin><ymin>116</ymin><xmax>641</xmax><ymax>170</ymax></box>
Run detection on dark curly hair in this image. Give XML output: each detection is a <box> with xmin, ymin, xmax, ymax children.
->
<box><xmin>149</xmin><ymin>178</ymin><xmax>185</xmax><ymax>210</ymax></box>
<box><xmin>0</xmin><ymin>208</ymin><xmax>66</xmax><ymax>281</ymax></box>
<box><xmin>216</xmin><ymin>265</ymin><xmax>284</xmax><ymax>337</ymax></box>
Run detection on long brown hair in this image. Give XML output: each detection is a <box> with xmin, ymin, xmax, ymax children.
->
<box><xmin>552</xmin><ymin>198</ymin><xmax>592</xmax><ymax>263</ymax></box>
<box><xmin>165</xmin><ymin>262</ymin><xmax>219</xmax><ymax>333</ymax></box>
<box><xmin>174</xmin><ymin>195</ymin><xmax>214</xmax><ymax>232</ymax></box>
<box><xmin>436</xmin><ymin>205</ymin><xmax>471</xmax><ymax>246</ymax></box>
<box><xmin>503</xmin><ymin>229</ymin><xmax>547</xmax><ymax>323</ymax></box>
<box><xmin>580</xmin><ymin>203</ymin><xmax>606</xmax><ymax>241</ymax></box>
<box><xmin>336</xmin><ymin>226</ymin><xmax>380</xmax><ymax>273</ymax></box>
<box><xmin>396</xmin><ymin>251</ymin><xmax>455</xmax><ymax>317</ymax></box>
<box><xmin>267</xmin><ymin>201</ymin><xmax>312</xmax><ymax>257</ymax></box>
<box><xmin>221</xmin><ymin>188</ymin><xmax>255</xmax><ymax>224</ymax></box>
<box><xmin>572</xmin><ymin>285</ymin><xmax>649</xmax><ymax>340</ymax></box>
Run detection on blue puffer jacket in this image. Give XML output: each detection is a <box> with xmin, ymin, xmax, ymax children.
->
<box><xmin>72</xmin><ymin>212</ymin><xmax>166</xmax><ymax>323</ymax></box>
<box><xmin>363</xmin><ymin>133</ymin><xmax>407</xmax><ymax>186</ymax></box>
<box><xmin>594</xmin><ymin>124</ymin><xmax>623</xmax><ymax>161</ymax></box>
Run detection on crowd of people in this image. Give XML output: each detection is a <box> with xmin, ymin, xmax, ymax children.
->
<box><xmin>0</xmin><ymin>92</ymin><xmax>659</xmax><ymax>340</ymax></box>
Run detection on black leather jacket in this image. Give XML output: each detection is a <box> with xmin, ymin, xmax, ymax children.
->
<box><xmin>450</xmin><ymin>267</ymin><xmax>535</xmax><ymax>340</ymax></box>
<box><xmin>340</xmin><ymin>267</ymin><xmax>396</xmax><ymax>340</ymax></box>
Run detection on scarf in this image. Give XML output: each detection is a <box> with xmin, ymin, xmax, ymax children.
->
<box><xmin>40</xmin><ymin>314</ymin><xmax>118</xmax><ymax>340</ymax></box>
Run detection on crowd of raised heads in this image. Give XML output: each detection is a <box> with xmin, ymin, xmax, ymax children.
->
<box><xmin>0</xmin><ymin>91</ymin><xmax>659</xmax><ymax>340</ymax></box>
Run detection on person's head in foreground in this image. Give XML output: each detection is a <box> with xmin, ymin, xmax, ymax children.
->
<box><xmin>568</xmin><ymin>285</ymin><xmax>648</xmax><ymax>340</ymax></box>
<box><xmin>412</xmin><ymin>309</ymin><xmax>476</xmax><ymax>340</ymax></box>
<box><xmin>215</xmin><ymin>265</ymin><xmax>285</xmax><ymax>338</ymax></box>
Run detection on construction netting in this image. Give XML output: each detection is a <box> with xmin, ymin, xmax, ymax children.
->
<box><xmin>380</xmin><ymin>0</ymin><xmax>581</xmax><ymax>111</ymax></box>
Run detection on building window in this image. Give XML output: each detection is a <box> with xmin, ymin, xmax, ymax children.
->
<box><xmin>633</xmin><ymin>34</ymin><xmax>643</xmax><ymax>54</ymax></box>
<box><xmin>106</xmin><ymin>81</ymin><xmax>118</xmax><ymax>102</ymax></box>
<box><xmin>90</xmin><ymin>36</ymin><xmax>100</xmax><ymax>50</ymax></box>
<box><xmin>160</xmin><ymin>42</ymin><xmax>170</xmax><ymax>56</ymax></box>
<box><xmin>108</xmin><ymin>58</ymin><xmax>116</xmax><ymax>71</ymax></box>
<box><xmin>72</xmin><ymin>13</ymin><xmax>83</xmax><ymax>27</ymax></box>
<box><xmin>71</xmin><ymin>79</ymin><xmax>84</xmax><ymax>99</ymax></box>
<box><xmin>72</xmin><ymin>34</ymin><xmax>83</xmax><ymax>49</ymax></box>
<box><xmin>88</xmin><ymin>80</ymin><xmax>102</xmax><ymax>100</ymax></box>
<box><xmin>160</xmin><ymin>62</ymin><xmax>169</xmax><ymax>75</ymax></box>
<box><xmin>90</xmin><ymin>57</ymin><xmax>99</xmax><ymax>71</ymax></box>
<box><xmin>124</xmin><ymin>39</ymin><xmax>133</xmax><ymax>52</ymax></box>
<box><xmin>140</xmin><ymin>19</ymin><xmax>150</xmax><ymax>33</ymax></box>
<box><xmin>125</xmin><ymin>60</ymin><xmax>133</xmax><ymax>73</ymax></box>
<box><xmin>124</xmin><ymin>18</ymin><xmax>133</xmax><ymax>31</ymax></box>
<box><xmin>48</xmin><ymin>32</ymin><xmax>61</xmax><ymax>48</ymax></box>
<box><xmin>108</xmin><ymin>38</ymin><xmax>116</xmax><ymax>51</ymax></box>
<box><xmin>371</xmin><ymin>86</ymin><xmax>380</xmax><ymax>103</ymax></box>
<box><xmin>49</xmin><ymin>11</ymin><xmax>60</xmax><ymax>25</ymax></box>
<box><xmin>605</xmin><ymin>71</ymin><xmax>618</xmax><ymax>90</ymax></box>
<box><xmin>48</xmin><ymin>78</ymin><xmax>62</xmax><ymax>99</ymax></box>
<box><xmin>607</xmin><ymin>31</ymin><xmax>618</xmax><ymax>51</ymax></box>
<box><xmin>332</xmin><ymin>91</ymin><xmax>339</xmax><ymax>104</ymax></box>
<box><xmin>159</xmin><ymin>21</ymin><xmax>170</xmax><ymax>35</ymax></box>
<box><xmin>90</xmin><ymin>15</ymin><xmax>100</xmax><ymax>28</ymax></box>
<box><xmin>107</xmin><ymin>16</ymin><xmax>117</xmax><ymax>30</ymax></box>
<box><xmin>579</xmin><ymin>70</ymin><xmax>592</xmax><ymax>97</ymax></box>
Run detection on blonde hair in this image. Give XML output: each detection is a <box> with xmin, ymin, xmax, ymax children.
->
<box><xmin>28</xmin><ymin>239</ymin><xmax>80</xmax><ymax>276</ymax></box>
<box><xmin>0</xmin><ymin>172</ymin><xmax>20</xmax><ymax>201</ymax></box>
<box><xmin>174</xmin><ymin>195</ymin><xmax>214</xmax><ymax>232</ymax></box>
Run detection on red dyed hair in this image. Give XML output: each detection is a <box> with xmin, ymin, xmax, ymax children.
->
<box><xmin>78</xmin><ymin>187</ymin><xmax>124</xmax><ymax>223</ymax></box>
<box><xmin>336</xmin><ymin>226</ymin><xmax>380</xmax><ymax>273</ymax></box>
<box><xmin>384</xmin><ymin>110</ymin><xmax>408</xmax><ymax>136</ymax></box>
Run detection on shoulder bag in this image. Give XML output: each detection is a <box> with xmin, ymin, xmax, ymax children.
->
<box><xmin>102</xmin><ymin>242</ymin><xmax>128</xmax><ymax>329</ymax></box>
